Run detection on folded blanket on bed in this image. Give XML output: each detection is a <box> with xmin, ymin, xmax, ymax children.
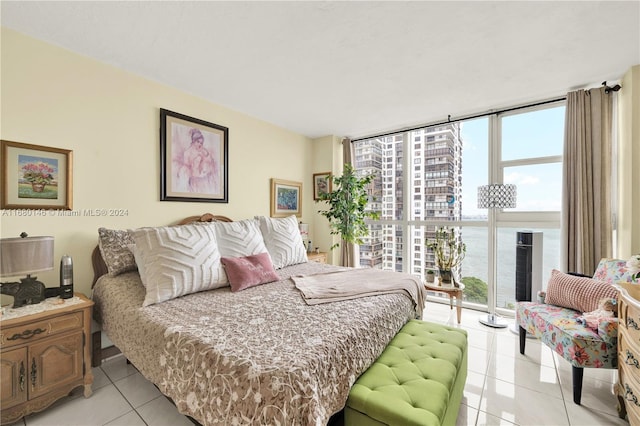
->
<box><xmin>292</xmin><ymin>268</ymin><xmax>425</xmax><ymax>318</ymax></box>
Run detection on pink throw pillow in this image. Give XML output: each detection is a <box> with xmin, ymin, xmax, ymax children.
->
<box><xmin>545</xmin><ymin>269</ymin><xmax>618</xmax><ymax>313</ymax></box>
<box><xmin>221</xmin><ymin>252</ymin><xmax>279</xmax><ymax>292</ymax></box>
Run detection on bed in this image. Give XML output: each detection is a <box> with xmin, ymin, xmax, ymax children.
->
<box><xmin>91</xmin><ymin>213</ymin><xmax>424</xmax><ymax>426</ymax></box>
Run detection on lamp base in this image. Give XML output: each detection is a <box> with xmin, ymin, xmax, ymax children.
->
<box><xmin>479</xmin><ymin>313</ymin><xmax>509</xmax><ymax>328</ymax></box>
<box><xmin>0</xmin><ymin>275</ymin><xmax>46</xmax><ymax>308</ymax></box>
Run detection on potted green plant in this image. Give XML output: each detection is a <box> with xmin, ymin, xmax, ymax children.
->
<box><xmin>425</xmin><ymin>269</ymin><xmax>436</xmax><ymax>284</ymax></box>
<box><xmin>317</xmin><ymin>163</ymin><xmax>380</xmax><ymax>266</ymax></box>
<box><xmin>427</xmin><ymin>226</ymin><xmax>466</xmax><ymax>285</ymax></box>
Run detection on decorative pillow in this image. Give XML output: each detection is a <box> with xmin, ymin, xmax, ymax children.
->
<box><xmin>132</xmin><ymin>223</ymin><xmax>226</xmax><ymax>306</ymax></box>
<box><xmin>221</xmin><ymin>252</ymin><xmax>280</xmax><ymax>292</ymax></box>
<box><xmin>593</xmin><ymin>258</ymin><xmax>635</xmax><ymax>284</ymax></box>
<box><xmin>127</xmin><ymin>244</ymin><xmax>146</xmax><ymax>287</ymax></box>
<box><xmin>213</xmin><ymin>219</ymin><xmax>269</xmax><ymax>258</ymax></box>
<box><xmin>98</xmin><ymin>228</ymin><xmax>137</xmax><ymax>276</ymax></box>
<box><xmin>545</xmin><ymin>269</ymin><xmax>618</xmax><ymax>313</ymax></box>
<box><xmin>256</xmin><ymin>215</ymin><xmax>307</xmax><ymax>269</ymax></box>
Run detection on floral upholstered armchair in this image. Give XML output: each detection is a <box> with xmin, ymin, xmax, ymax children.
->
<box><xmin>516</xmin><ymin>258</ymin><xmax>635</xmax><ymax>405</ymax></box>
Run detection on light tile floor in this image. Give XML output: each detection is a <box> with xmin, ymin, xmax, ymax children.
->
<box><xmin>10</xmin><ymin>302</ymin><xmax>629</xmax><ymax>426</ymax></box>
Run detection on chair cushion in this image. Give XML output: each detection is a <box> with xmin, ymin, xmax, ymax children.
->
<box><xmin>517</xmin><ymin>302</ymin><xmax>618</xmax><ymax>368</ymax></box>
<box><xmin>347</xmin><ymin>320</ymin><xmax>467</xmax><ymax>426</ymax></box>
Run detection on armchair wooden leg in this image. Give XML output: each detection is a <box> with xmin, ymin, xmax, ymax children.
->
<box><xmin>572</xmin><ymin>366</ymin><xmax>584</xmax><ymax>404</ymax></box>
<box><xmin>519</xmin><ymin>326</ymin><xmax>526</xmax><ymax>354</ymax></box>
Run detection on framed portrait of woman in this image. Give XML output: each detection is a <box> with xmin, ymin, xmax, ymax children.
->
<box><xmin>160</xmin><ymin>108</ymin><xmax>229</xmax><ymax>203</ymax></box>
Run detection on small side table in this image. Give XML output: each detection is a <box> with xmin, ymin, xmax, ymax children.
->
<box><xmin>424</xmin><ymin>282</ymin><xmax>465</xmax><ymax>324</ymax></box>
<box><xmin>306</xmin><ymin>251</ymin><xmax>327</xmax><ymax>264</ymax></box>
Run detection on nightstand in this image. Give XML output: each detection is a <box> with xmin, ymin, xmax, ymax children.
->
<box><xmin>0</xmin><ymin>293</ymin><xmax>94</xmax><ymax>424</ymax></box>
<box><xmin>307</xmin><ymin>251</ymin><xmax>327</xmax><ymax>264</ymax></box>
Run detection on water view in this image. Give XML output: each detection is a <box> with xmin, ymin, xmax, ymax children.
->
<box><xmin>461</xmin><ymin>227</ymin><xmax>561</xmax><ymax>309</ymax></box>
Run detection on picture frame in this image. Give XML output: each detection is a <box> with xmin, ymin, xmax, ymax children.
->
<box><xmin>160</xmin><ymin>108</ymin><xmax>229</xmax><ymax>203</ymax></box>
<box><xmin>270</xmin><ymin>178</ymin><xmax>302</xmax><ymax>218</ymax></box>
<box><xmin>313</xmin><ymin>172</ymin><xmax>332</xmax><ymax>200</ymax></box>
<box><xmin>1</xmin><ymin>140</ymin><xmax>73</xmax><ymax>210</ymax></box>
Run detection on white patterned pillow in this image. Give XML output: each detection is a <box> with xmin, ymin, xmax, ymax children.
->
<box><xmin>132</xmin><ymin>223</ymin><xmax>226</xmax><ymax>306</ymax></box>
<box><xmin>127</xmin><ymin>244</ymin><xmax>146</xmax><ymax>287</ymax></box>
<box><xmin>213</xmin><ymin>219</ymin><xmax>269</xmax><ymax>258</ymax></box>
<box><xmin>256</xmin><ymin>215</ymin><xmax>307</xmax><ymax>269</ymax></box>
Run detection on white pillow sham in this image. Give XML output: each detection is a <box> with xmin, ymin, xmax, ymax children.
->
<box><xmin>213</xmin><ymin>219</ymin><xmax>269</xmax><ymax>258</ymax></box>
<box><xmin>256</xmin><ymin>215</ymin><xmax>308</xmax><ymax>269</ymax></box>
<box><xmin>132</xmin><ymin>223</ymin><xmax>226</xmax><ymax>306</ymax></box>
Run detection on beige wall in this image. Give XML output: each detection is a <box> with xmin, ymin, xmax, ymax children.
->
<box><xmin>0</xmin><ymin>28</ymin><xmax>316</xmax><ymax>297</ymax></box>
<box><xmin>311</xmin><ymin>135</ymin><xmax>343</xmax><ymax>265</ymax></box>
<box><xmin>617</xmin><ymin>64</ymin><xmax>640</xmax><ymax>258</ymax></box>
<box><xmin>2</xmin><ymin>28</ymin><xmax>637</xmax><ymax>300</ymax></box>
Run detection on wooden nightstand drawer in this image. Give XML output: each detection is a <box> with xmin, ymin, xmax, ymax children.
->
<box><xmin>620</xmin><ymin>331</ymin><xmax>640</xmax><ymax>372</ymax></box>
<box><xmin>1</xmin><ymin>312</ymin><xmax>83</xmax><ymax>347</ymax></box>
<box><xmin>616</xmin><ymin>283</ymin><xmax>640</xmax><ymax>422</ymax></box>
<box><xmin>621</xmin><ymin>297</ymin><xmax>640</xmax><ymax>344</ymax></box>
<box><xmin>619</xmin><ymin>362</ymin><xmax>640</xmax><ymax>414</ymax></box>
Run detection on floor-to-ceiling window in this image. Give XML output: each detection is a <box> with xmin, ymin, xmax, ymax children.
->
<box><xmin>354</xmin><ymin>101</ymin><xmax>564</xmax><ymax>315</ymax></box>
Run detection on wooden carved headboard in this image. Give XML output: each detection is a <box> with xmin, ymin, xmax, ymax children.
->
<box><xmin>91</xmin><ymin>213</ymin><xmax>233</xmax><ymax>287</ymax></box>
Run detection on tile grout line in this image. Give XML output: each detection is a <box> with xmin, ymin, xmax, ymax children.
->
<box><xmin>98</xmin><ymin>363</ymin><xmax>150</xmax><ymax>426</ymax></box>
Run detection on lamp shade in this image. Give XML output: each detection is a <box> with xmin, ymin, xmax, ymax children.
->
<box><xmin>0</xmin><ymin>236</ymin><xmax>54</xmax><ymax>277</ymax></box>
<box><xmin>299</xmin><ymin>223</ymin><xmax>309</xmax><ymax>240</ymax></box>
<box><xmin>477</xmin><ymin>184</ymin><xmax>517</xmax><ymax>209</ymax></box>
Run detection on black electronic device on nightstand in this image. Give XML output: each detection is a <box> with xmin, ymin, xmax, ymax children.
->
<box><xmin>59</xmin><ymin>255</ymin><xmax>74</xmax><ymax>299</ymax></box>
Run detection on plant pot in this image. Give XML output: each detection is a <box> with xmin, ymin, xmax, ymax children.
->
<box><xmin>31</xmin><ymin>183</ymin><xmax>46</xmax><ymax>192</ymax></box>
<box><xmin>439</xmin><ymin>269</ymin><xmax>453</xmax><ymax>285</ymax></box>
<box><xmin>425</xmin><ymin>272</ymin><xmax>435</xmax><ymax>284</ymax></box>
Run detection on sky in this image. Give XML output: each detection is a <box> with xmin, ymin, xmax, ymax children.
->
<box><xmin>460</xmin><ymin>105</ymin><xmax>565</xmax><ymax>217</ymax></box>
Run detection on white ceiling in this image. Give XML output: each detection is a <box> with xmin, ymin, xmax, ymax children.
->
<box><xmin>2</xmin><ymin>1</ymin><xmax>639</xmax><ymax>139</ymax></box>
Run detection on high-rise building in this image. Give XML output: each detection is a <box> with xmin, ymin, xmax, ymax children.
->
<box><xmin>354</xmin><ymin>123</ymin><xmax>463</xmax><ymax>276</ymax></box>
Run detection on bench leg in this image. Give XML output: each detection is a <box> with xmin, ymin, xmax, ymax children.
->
<box><xmin>572</xmin><ymin>366</ymin><xmax>584</xmax><ymax>404</ymax></box>
<box><xmin>519</xmin><ymin>326</ymin><xmax>526</xmax><ymax>354</ymax></box>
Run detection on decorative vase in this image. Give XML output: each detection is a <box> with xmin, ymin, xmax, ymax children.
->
<box><xmin>31</xmin><ymin>183</ymin><xmax>45</xmax><ymax>192</ymax></box>
<box><xmin>439</xmin><ymin>269</ymin><xmax>453</xmax><ymax>285</ymax></box>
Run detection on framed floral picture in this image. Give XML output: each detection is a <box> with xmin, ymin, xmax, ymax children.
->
<box><xmin>270</xmin><ymin>178</ymin><xmax>302</xmax><ymax>218</ymax></box>
<box><xmin>313</xmin><ymin>172</ymin><xmax>332</xmax><ymax>200</ymax></box>
<box><xmin>1</xmin><ymin>140</ymin><xmax>73</xmax><ymax>210</ymax></box>
<box><xmin>160</xmin><ymin>108</ymin><xmax>229</xmax><ymax>203</ymax></box>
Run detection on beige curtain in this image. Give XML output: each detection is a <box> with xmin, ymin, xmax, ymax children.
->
<box><xmin>341</xmin><ymin>137</ymin><xmax>357</xmax><ymax>267</ymax></box>
<box><xmin>561</xmin><ymin>87</ymin><xmax>614</xmax><ymax>274</ymax></box>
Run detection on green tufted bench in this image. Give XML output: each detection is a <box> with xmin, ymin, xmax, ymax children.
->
<box><xmin>345</xmin><ymin>320</ymin><xmax>468</xmax><ymax>426</ymax></box>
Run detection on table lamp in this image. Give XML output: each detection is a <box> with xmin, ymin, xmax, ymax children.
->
<box><xmin>0</xmin><ymin>233</ymin><xmax>54</xmax><ymax>308</ymax></box>
<box><xmin>299</xmin><ymin>222</ymin><xmax>310</xmax><ymax>252</ymax></box>
<box><xmin>477</xmin><ymin>184</ymin><xmax>517</xmax><ymax>328</ymax></box>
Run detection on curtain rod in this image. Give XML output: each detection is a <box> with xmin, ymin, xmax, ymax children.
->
<box><xmin>351</xmin><ymin>81</ymin><xmax>621</xmax><ymax>143</ymax></box>
<box><xmin>351</xmin><ymin>97</ymin><xmax>566</xmax><ymax>142</ymax></box>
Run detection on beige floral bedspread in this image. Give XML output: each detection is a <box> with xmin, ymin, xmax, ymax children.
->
<box><xmin>93</xmin><ymin>262</ymin><xmax>418</xmax><ymax>426</ymax></box>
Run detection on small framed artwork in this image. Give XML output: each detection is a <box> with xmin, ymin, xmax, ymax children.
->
<box><xmin>270</xmin><ymin>178</ymin><xmax>302</xmax><ymax>218</ymax></box>
<box><xmin>1</xmin><ymin>140</ymin><xmax>73</xmax><ymax>210</ymax></box>
<box><xmin>313</xmin><ymin>172</ymin><xmax>332</xmax><ymax>200</ymax></box>
<box><xmin>160</xmin><ymin>108</ymin><xmax>229</xmax><ymax>203</ymax></box>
